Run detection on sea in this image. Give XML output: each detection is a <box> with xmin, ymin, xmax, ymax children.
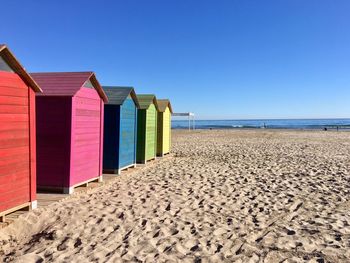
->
<box><xmin>172</xmin><ymin>118</ymin><xmax>350</xmax><ymax>130</ymax></box>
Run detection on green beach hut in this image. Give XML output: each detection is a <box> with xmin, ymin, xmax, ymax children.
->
<box><xmin>157</xmin><ymin>99</ymin><xmax>173</xmax><ymax>157</ymax></box>
<box><xmin>136</xmin><ymin>94</ymin><xmax>159</xmax><ymax>164</ymax></box>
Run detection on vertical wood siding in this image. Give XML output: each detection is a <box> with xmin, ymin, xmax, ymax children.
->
<box><xmin>28</xmin><ymin>89</ymin><xmax>37</xmax><ymax>201</ymax></box>
<box><xmin>162</xmin><ymin>107</ymin><xmax>171</xmax><ymax>153</ymax></box>
<box><xmin>157</xmin><ymin>112</ymin><xmax>164</xmax><ymax>155</ymax></box>
<box><xmin>71</xmin><ymin>87</ymin><xmax>102</xmax><ymax>186</ymax></box>
<box><xmin>145</xmin><ymin>104</ymin><xmax>157</xmax><ymax>160</ymax></box>
<box><xmin>103</xmin><ymin>105</ymin><xmax>120</xmax><ymax>170</ymax></box>
<box><xmin>0</xmin><ymin>71</ymin><xmax>34</xmax><ymax>212</ymax></box>
<box><xmin>99</xmin><ymin>100</ymin><xmax>104</xmax><ymax>176</ymax></box>
<box><xmin>136</xmin><ymin>110</ymin><xmax>146</xmax><ymax>162</ymax></box>
<box><xmin>119</xmin><ymin>98</ymin><xmax>137</xmax><ymax>168</ymax></box>
<box><xmin>36</xmin><ymin>97</ymin><xmax>71</xmax><ymax>188</ymax></box>
<box><xmin>157</xmin><ymin>107</ymin><xmax>171</xmax><ymax>155</ymax></box>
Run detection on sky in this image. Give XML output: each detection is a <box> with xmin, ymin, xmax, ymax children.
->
<box><xmin>1</xmin><ymin>0</ymin><xmax>350</xmax><ymax>119</ymax></box>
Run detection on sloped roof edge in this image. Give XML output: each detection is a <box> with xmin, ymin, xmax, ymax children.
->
<box><xmin>30</xmin><ymin>71</ymin><xmax>108</xmax><ymax>102</ymax></box>
<box><xmin>157</xmin><ymin>99</ymin><xmax>173</xmax><ymax>113</ymax></box>
<box><xmin>137</xmin><ymin>94</ymin><xmax>159</xmax><ymax>111</ymax></box>
<box><xmin>89</xmin><ymin>73</ymin><xmax>108</xmax><ymax>103</ymax></box>
<box><xmin>0</xmin><ymin>44</ymin><xmax>42</xmax><ymax>93</ymax></box>
<box><xmin>102</xmin><ymin>86</ymin><xmax>140</xmax><ymax>108</ymax></box>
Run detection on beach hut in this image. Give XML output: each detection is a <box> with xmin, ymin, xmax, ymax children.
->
<box><xmin>102</xmin><ymin>87</ymin><xmax>139</xmax><ymax>174</ymax></box>
<box><xmin>31</xmin><ymin>72</ymin><xmax>108</xmax><ymax>194</ymax></box>
<box><xmin>157</xmin><ymin>99</ymin><xmax>173</xmax><ymax>157</ymax></box>
<box><xmin>136</xmin><ymin>94</ymin><xmax>158</xmax><ymax>164</ymax></box>
<box><xmin>0</xmin><ymin>45</ymin><xmax>42</xmax><ymax>221</ymax></box>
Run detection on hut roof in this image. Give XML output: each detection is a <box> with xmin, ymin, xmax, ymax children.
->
<box><xmin>157</xmin><ymin>99</ymin><xmax>173</xmax><ymax>113</ymax></box>
<box><xmin>0</xmin><ymin>44</ymin><xmax>42</xmax><ymax>93</ymax></box>
<box><xmin>136</xmin><ymin>94</ymin><xmax>159</xmax><ymax>110</ymax></box>
<box><xmin>102</xmin><ymin>86</ymin><xmax>139</xmax><ymax>108</ymax></box>
<box><xmin>30</xmin><ymin>72</ymin><xmax>108</xmax><ymax>102</ymax></box>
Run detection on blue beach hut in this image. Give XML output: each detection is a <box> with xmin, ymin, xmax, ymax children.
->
<box><xmin>102</xmin><ymin>87</ymin><xmax>139</xmax><ymax>174</ymax></box>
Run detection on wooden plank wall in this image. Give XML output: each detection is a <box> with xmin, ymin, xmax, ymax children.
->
<box><xmin>163</xmin><ymin>107</ymin><xmax>171</xmax><ymax>153</ymax></box>
<box><xmin>157</xmin><ymin>112</ymin><xmax>164</xmax><ymax>155</ymax></box>
<box><xmin>71</xmin><ymin>87</ymin><xmax>102</xmax><ymax>186</ymax></box>
<box><xmin>0</xmin><ymin>72</ymin><xmax>31</xmax><ymax>212</ymax></box>
<box><xmin>145</xmin><ymin>104</ymin><xmax>157</xmax><ymax>161</ymax></box>
<box><xmin>103</xmin><ymin>105</ymin><xmax>120</xmax><ymax>170</ymax></box>
<box><xmin>136</xmin><ymin>110</ymin><xmax>146</xmax><ymax>162</ymax></box>
<box><xmin>36</xmin><ymin>97</ymin><xmax>71</xmax><ymax>188</ymax></box>
<box><xmin>157</xmin><ymin>107</ymin><xmax>171</xmax><ymax>155</ymax></box>
<box><xmin>28</xmin><ymin>89</ymin><xmax>36</xmax><ymax>201</ymax></box>
<box><xmin>99</xmin><ymin>100</ymin><xmax>104</xmax><ymax>177</ymax></box>
<box><xmin>119</xmin><ymin>97</ymin><xmax>137</xmax><ymax>168</ymax></box>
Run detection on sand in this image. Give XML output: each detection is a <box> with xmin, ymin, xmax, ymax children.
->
<box><xmin>1</xmin><ymin>129</ymin><xmax>350</xmax><ymax>262</ymax></box>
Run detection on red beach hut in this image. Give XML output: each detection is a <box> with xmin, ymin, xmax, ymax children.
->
<box><xmin>0</xmin><ymin>45</ymin><xmax>42</xmax><ymax>222</ymax></box>
<box><xmin>31</xmin><ymin>72</ymin><xmax>108</xmax><ymax>194</ymax></box>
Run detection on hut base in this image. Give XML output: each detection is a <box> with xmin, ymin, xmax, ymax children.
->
<box><xmin>63</xmin><ymin>176</ymin><xmax>103</xmax><ymax>194</ymax></box>
<box><xmin>31</xmin><ymin>200</ymin><xmax>38</xmax><ymax>209</ymax></box>
<box><xmin>104</xmin><ymin>163</ymin><xmax>137</xmax><ymax>175</ymax></box>
<box><xmin>146</xmin><ymin>157</ymin><xmax>156</xmax><ymax>163</ymax></box>
<box><xmin>157</xmin><ymin>152</ymin><xmax>170</xmax><ymax>157</ymax></box>
<box><xmin>103</xmin><ymin>169</ymin><xmax>120</xmax><ymax>175</ymax></box>
<box><xmin>38</xmin><ymin>176</ymin><xmax>103</xmax><ymax>195</ymax></box>
<box><xmin>137</xmin><ymin>157</ymin><xmax>156</xmax><ymax>164</ymax></box>
<box><xmin>0</xmin><ymin>201</ymin><xmax>37</xmax><ymax>223</ymax></box>
<box><xmin>118</xmin><ymin>163</ymin><xmax>137</xmax><ymax>174</ymax></box>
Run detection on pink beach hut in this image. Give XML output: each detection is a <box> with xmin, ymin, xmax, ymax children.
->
<box><xmin>31</xmin><ymin>72</ymin><xmax>108</xmax><ymax>194</ymax></box>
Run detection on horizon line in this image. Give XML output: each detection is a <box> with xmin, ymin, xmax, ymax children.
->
<box><xmin>172</xmin><ymin>117</ymin><xmax>350</xmax><ymax>121</ymax></box>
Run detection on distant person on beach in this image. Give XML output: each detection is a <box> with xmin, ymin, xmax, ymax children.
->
<box><xmin>324</xmin><ymin>127</ymin><xmax>328</xmax><ymax>131</ymax></box>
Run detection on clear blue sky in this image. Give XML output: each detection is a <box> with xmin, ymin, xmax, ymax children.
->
<box><xmin>2</xmin><ymin>0</ymin><xmax>349</xmax><ymax>119</ymax></box>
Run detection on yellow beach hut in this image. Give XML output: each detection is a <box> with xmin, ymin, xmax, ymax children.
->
<box><xmin>156</xmin><ymin>99</ymin><xmax>173</xmax><ymax>157</ymax></box>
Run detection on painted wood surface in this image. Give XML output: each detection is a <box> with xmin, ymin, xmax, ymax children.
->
<box><xmin>29</xmin><ymin>89</ymin><xmax>37</xmax><ymax>201</ymax></box>
<box><xmin>36</xmin><ymin>87</ymin><xmax>103</xmax><ymax>190</ymax></box>
<box><xmin>157</xmin><ymin>113</ymin><xmax>164</xmax><ymax>155</ymax></box>
<box><xmin>71</xmin><ymin>87</ymin><xmax>103</xmax><ymax>186</ymax></box>
<box><xmin>145</xmin><ymin>104</ymin><xmax>157</xmax><ymax>160</ymax></box>
<box><xmin>119</xmin><ymin>97</ymin><xmax>137</xmax><ymax>168</ymax></box>
<box><xmin>137</xmin><ymin>103</ymin><xmax>158</xmax><ymax>163</ymax></box>
<box><xmin>103</xmin><ymin>105</ymin><xmax>120</xmax><ymax>171</ymax></box>
<box><xmin>157</xmin><ymin>107</ymin><xmax>171</xmax><ymax>155</ymax></box>
<box><xmin>136</xmin><ymin>110</ymin><xmax>146</xmax><ymax>163</ymax></box>
<box><xmin>0</xmin><ymin>71</ymin><xmax>36</xmax><ymax>213</ymax></box>
<box><xmin>36</xmin><ymin>97</ymin><xmax>71</xmax><ymax>188</ymax></box>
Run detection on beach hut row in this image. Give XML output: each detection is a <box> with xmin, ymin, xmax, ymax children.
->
<box><xmin>0</xmin><ymin>45</ymin><xmax>173</xmax><ymax>220</ymax></box>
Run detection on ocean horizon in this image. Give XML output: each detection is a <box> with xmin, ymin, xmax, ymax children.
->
<box><xmin>172</xmin><ymin>118</ymin><xmax>350</xmax><ymax>130</ymax></box>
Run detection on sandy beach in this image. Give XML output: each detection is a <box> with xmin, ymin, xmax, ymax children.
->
<box><xmin>1</xmin><ymin>129</ymin><xmax>350</xmax><ymax>262</ymax></box>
